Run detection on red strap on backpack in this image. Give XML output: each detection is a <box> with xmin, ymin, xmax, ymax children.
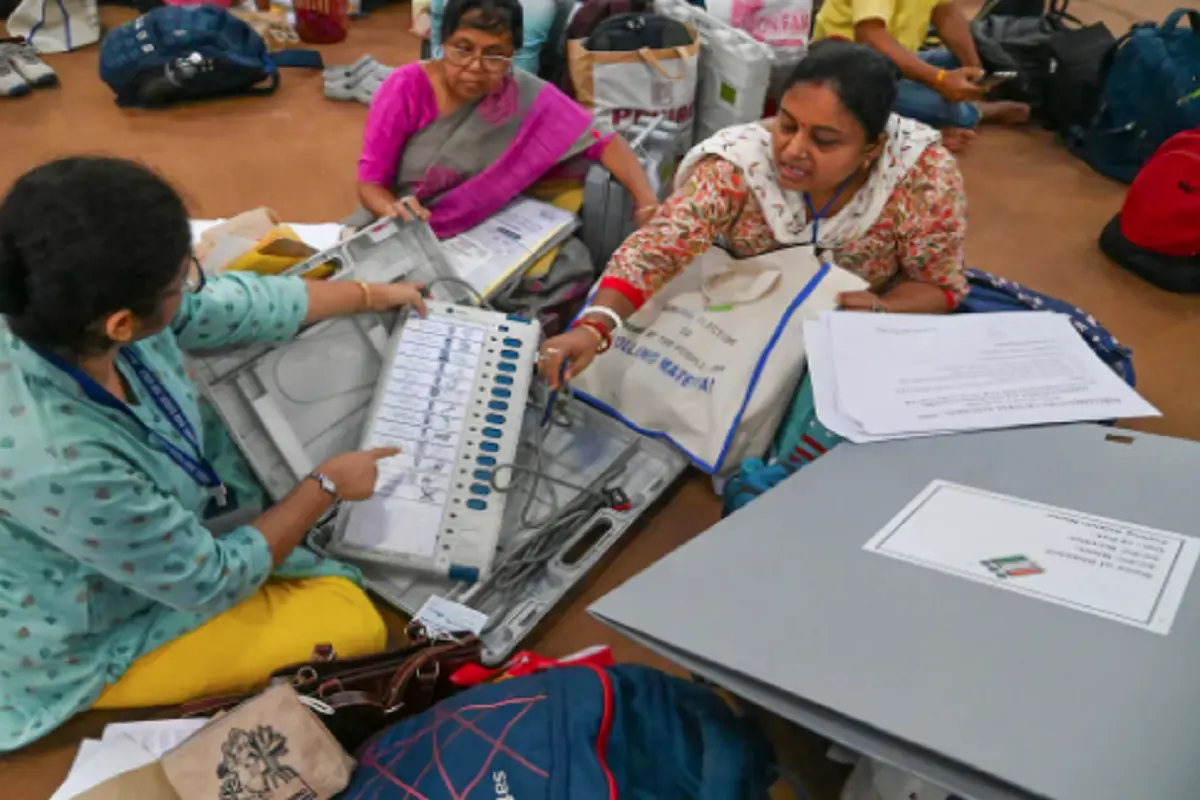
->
<box><xmin>450</xmin><ymin>645</ymin><xmax>616</xmax><ymax>686</ymax></box>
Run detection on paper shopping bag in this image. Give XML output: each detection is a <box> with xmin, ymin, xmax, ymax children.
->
<box><xmin>195</xmin><ymin>207</ymin><xmax>319</xmax><ymax>276</ymax></box>
<box><xmin>568</xmin><ymin>33</ymin><xmax>700</xmax><ymax>137</ymax></box>
<box><xmin>572</xmin><ymin>246</ymin><xmax>866</xmax><ymax>475</ymax></box>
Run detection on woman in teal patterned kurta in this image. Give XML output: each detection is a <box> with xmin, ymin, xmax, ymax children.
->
<box><xmin>0</xmin><ymin>158</ymin><xmax>426</xmax><ymax>750</ymax></box>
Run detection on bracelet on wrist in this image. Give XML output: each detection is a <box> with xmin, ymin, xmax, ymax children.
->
<box><xmin>572</xmin><ymin>318</ymin><xmax>612</xmax><ymax>353</ymax></box>
<box><xmin>579</xmin><ymin>305</ymin><xmax>623</xmax><ymax>333</ymax></box>
<box><xmin>356</xmin><ymin>281</ymin><xmax>373</xmax><ymax>311</ymax></box>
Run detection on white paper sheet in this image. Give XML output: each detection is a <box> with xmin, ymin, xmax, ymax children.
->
<box><xmin>805</xmin><ymin>317</ymin><xmax>952</xmax><ymax>444</ymax></box>
<box><xmin>49</xmin><ymin>735</ymin><xmax>157</xmax><ymax>800</ymax></box>
<box><xmin>189</xmin><ymin>219</ymin><xmax>343</xmax><ymax>253</ymax></box>
<box><xmin>101</xmin><ymin>718</ymin><xmax>208</xmax><ymax>759</ymax></box>
<box><xmin>864</xmin><ymin>480</ymin><xmax>1200</xmax><ymax>635</ymax></box>
<box><xmin>441</xmin><ymin>198</ymin><xmax>577</xmax><ymax>296</ymax></box>
<box><xmin>814</xmin><ymin>311</ymin><xmax>1158</xmax><ymax>440</ymax></box>
<box><xmin>414</xmin><ymin>594</ymin><xmax>489</xmax><ymax>637</ymax></box>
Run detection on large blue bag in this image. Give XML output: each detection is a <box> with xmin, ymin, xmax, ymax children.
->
<box><xmin>1070</xmin><ymin>9</ymin><xmax>1200</xmax><ymax>183</ymax></box>
<box><xmin>340</xmin><ymin>663</ymin><xmax>778</xmax><ymax>799</ymax></box>
<box><xmin>721</xmin><ymin>269</ymin><xmax>1136</xmax><ymax>516</ymax></box>
<box><xmin>98</xmin><ymin>5</ymin><xmax>319</xmax><ymax>108</ymax></box>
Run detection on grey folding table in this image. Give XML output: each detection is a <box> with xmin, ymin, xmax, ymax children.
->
<box><xmin>590</xmin><ymin>425</ymin><xmax>1200</xmax><ymax>800</ymax></box>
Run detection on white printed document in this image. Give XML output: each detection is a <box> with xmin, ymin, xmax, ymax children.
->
<box><xmin>808</xmin><ymin>311</ymin><xmax>1158</xmax><ymax>442</ymax></box>
<box><xmin>441</xmin><ymin>197</ymin><xmax>578</xmax><ymax>297</ymax></box>
<box><xmin>864</xmin><ymin>480</ymin><xmax>1200</xmax><ymax>634</ymax></box>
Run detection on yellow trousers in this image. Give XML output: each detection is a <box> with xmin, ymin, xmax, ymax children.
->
<box><xmin>95</xmin><ymin>577</ymin><xmax>388</xmax><ymax>709</ymax></box>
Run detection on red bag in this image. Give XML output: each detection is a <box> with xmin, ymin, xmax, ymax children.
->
<box><xmin>1119</xmin><ymin>129</ymin><xmax>1200</xmax><ymax>257</ymax></box>
<box><xmin>1100</xmin><ymin>129</ymin><xmax>1200</xmax><ymax>294</ymax></box>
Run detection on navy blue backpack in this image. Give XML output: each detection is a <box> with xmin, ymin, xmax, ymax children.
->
<box><xmin>1070</xmin><ymin>8</ymin><xmax>1200</xmax><ymax>183</ymax></box>
<box><xmin>340</xmin><ymin>663</ymin><xmax>778</xmax><ymax>800</ymax></box>
<box><xmin>98</xmin><ymin>5</ymin><xmax>320</xmax><ymax>108</ymax></box>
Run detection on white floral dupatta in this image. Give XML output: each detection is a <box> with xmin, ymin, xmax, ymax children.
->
<box><xmin>675</xmin><ymin>114</ymin><xmax>942</xmax><ymax>252</ymax></box>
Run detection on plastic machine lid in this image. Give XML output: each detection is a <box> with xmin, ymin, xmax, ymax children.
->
<box><xmin>191</xmin><ymin>219</ymin><xmax>465</xmax><ymax>502</ymax></box>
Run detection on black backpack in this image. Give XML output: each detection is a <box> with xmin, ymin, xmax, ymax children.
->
<box><xmin>585</xmin><ymin>11</ymin><xmax>692</xmax><ymax>52</ymax></box>
<box><xmin>981</xmin><ymin>0</ymin><xmax>1056</xmax><ymax>16</ymax></box>
<box><xmin>970</xmin><ymin>0</ymin><xmax>1081</xmax><ymax>115</ymax></box>
<box><xmin>1040</xmin><ymin>21</ymin><xmax>1117</xmax><ymax>135</ymax></box>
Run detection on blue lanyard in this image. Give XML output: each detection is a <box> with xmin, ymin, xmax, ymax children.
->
<box><xmin>802</xmin><ymin>175</ymin><xmax>856</xmax><ymax>248</ymax></box>
<box><xmin>38</xmin><ymin>346</ymin><xmax>228</xmax><ymax>507</ymax></box>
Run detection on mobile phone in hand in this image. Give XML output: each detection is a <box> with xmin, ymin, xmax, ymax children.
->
<box><xmin>975</xmin><ymin>71</ymin><xmax>1018</xmax><ymax>91</ymax></box>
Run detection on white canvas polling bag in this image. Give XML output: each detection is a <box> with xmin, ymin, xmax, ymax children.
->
<box><xmin>7</xmin><ymin>0</ymin><xmax>101</xmax><ymax>53</ymax></box>
<box><xmin>573</xmin><ymin>245</ymin><xmax>866</xmax><ymax>475</ymax></box>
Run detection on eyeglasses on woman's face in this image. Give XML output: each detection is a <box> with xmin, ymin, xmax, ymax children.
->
<box><xmin>182</xmin><ymin>256</ymin><xmax>207</xmax><ymax>294</ymax></box>
<box><xmin>443</xmin><ymin>42</ymin><xmax>513</xmax><ymax>73</ymax></box>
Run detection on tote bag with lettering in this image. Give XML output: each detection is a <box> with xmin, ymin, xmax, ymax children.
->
<box><xmin>572</xmin><ymin>245</ymin><xmax>866</xmax><ymax>475</ymax></box>
<box><xmin>7</xmin><ymin>0</ymin><xmax>100</xmax><ymax>53</ymax></box>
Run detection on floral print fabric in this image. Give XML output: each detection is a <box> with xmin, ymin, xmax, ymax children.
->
<box><xmin>601</xmin><ymin>120</ymin><xmax>968</xmax><ymax>307</ymax></box>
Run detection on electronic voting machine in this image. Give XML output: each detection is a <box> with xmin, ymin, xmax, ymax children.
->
<box><xmin>331</xmin><ymin>302</ymin><xmax>539</xmax><ymax>581</ymax></box>
<box><xmin>194</xmin><ymin>218</ymin><xmax>689</xmax><ymax>663</ymax></box>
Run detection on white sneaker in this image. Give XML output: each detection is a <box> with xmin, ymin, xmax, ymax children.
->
<box><xmin>0</xmin><ymin>56</ymin><xmax>31</xmax><ymax>98</ymax></box>
<box><xmin>2</xmin><ymin>42</ymin><xmax>57</xmax><ymax>88</ymax></box>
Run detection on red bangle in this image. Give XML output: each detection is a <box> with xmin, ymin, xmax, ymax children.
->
<box><xmin>942</xmin><ymin>287</ymin><xmax>959</xmax><ymax>311</ymax></box>
<box><xmin>572</xmin><ymin>317</ymin><xmax>612</xmax><ymax>353</ymax></box>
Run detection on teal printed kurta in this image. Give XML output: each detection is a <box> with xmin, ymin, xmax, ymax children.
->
<box><xmin>0</xmin><ymin>273</ymin><xmax>359</xmax><ymax>751</ymax></box>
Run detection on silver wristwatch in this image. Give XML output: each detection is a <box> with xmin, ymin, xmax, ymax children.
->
<box><xmin>308</xmin><ymin>471</ymin><xmax>339</xmax><ymax>500</ymax></box>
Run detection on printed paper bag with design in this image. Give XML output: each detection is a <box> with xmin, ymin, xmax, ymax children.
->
<box><xmin>231</xmin><ymin>8</ymin><xmax>305</xmax><ymax>52</ymax></box>
<box><xmin>568</xmin><ymin>34</ymin><xmax>700</xmax><ymax>138</ymax></box>
<box><xmin>161</xmin><ymin>684</ymin><xmax>355</xmax><ymax>800</ymax></box>
<box><xmin>196</xmin><ymin>207</ymin><xmax>320</xmax><ymax>276</ymax></box>
<box><xmin>572</xmin><ymin>246</ymin><xmax>866</xmax><ymax>475</ymax></box>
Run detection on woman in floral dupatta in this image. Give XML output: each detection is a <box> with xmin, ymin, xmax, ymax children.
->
<box><xmin>351</xmin><ymin>0</ymin><xmax>658</xmax><ymax>238</ymax></box>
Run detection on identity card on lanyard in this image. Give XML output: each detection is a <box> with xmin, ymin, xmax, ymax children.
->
<box><xmin>38</xmin><ymin>345</ymin><xmax>229</xmax><ymax>508</ymax></box>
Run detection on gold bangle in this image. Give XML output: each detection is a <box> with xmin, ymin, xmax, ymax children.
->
<box><xmin>356</xmin><ymin>280</ymin><xmax>372</xmax><ymax>311</ymax></box>
<box><xmin>935</xmin><ymin>69</ymin><xmax>946</xmax><ymax>85</ymax></box>
<box><xmin>576</xmin><ymin>322</ymin><xmax>606</xmax><ymax>351</ymax></box>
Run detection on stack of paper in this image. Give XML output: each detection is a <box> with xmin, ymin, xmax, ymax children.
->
<box><xmin>805</xmin><ymin>310</ymin><xmax>1160</xmax><ymax>444</ymax></box>
<box><xmin>441</xmin><ymin>197</ymin><xmax>579</xmax><ymax>299</ymax></box>
<box><xmin>51</xmin><ymin>719</ymin><xmax>207</xmax><ymax>800</ymax></box>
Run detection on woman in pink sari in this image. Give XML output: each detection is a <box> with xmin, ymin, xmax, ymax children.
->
<box><xmin>352</xmin><ymin>0</ymin><xmax>659</xmax><ymax>237</ymax></box>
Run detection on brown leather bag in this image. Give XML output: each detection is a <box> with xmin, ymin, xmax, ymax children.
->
<box><xmin>183</xmin><ymin>622</ymin><xmax>483</xmax><ymax>753</ymax></box>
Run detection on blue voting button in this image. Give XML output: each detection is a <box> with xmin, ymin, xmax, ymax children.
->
<box><xmin>480</xmin><ymin>441</ymin><xmax>499</xmax><ymax>453</ymax></box>
<box><xmin>482</xmin><ymin>427</ymin><xmax>502</xmax><ymax>438</ymax></box>
<box><xmin>488</xmin><ymin>400</ymin><xmax>508</xmax><ymax>411</ymax></box>
<box><xmin>477</xmin><ymin>455</ymin><xmax>497</xmax><ymax>466</ymax></box>
<box><xmin>500</xmin><ymin>349</ymin><xmax>519</xmax><ymax>360</ymax></box>
<box><xmin>470</xmin><ymin>484</ymin><xmax>490</xmax><ymax>496</ymax></box>
<box><xmin>492</xmin><ymin>387</ymin><xmax>511</xmax><ymax>398</ymax></box>
<box><xmin>485</xmin><ymin>413</ymin><xmax>505</xmax><ymax>424</ymax></box>
<box><xmin>497</xmin><ymin>362</ymin><xmax>516</xmax><ymax>373</ymax></box>
<box><xmin>495</xmin><ymin>374</ymin><xmax>514</xmax><ymax>385</ymax></box>
<box><xmin>466</xmin><ymin>499</ymin><xmax>487</xmax><ymax>511</ymax></box>
<box><xmin>503</xmin><ymin>337</ymin><xmax>522</xmax><ymax>348</ymax></box>
<box><xmin>473</xmin><ymin>469</ymin><xmax>491</xmax><ymax>481</ymax></box>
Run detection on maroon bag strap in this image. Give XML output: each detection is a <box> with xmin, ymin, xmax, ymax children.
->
<box><xmin>181</xmin><ymin>622</ymin><xmax>483</xmax><ymax>719</ymax></box>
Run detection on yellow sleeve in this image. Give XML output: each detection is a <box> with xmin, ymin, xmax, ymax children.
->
<box><xmin>852</xmin><ymin>0</ymin><xmax>897</xmax><ymax>25</ymax></box>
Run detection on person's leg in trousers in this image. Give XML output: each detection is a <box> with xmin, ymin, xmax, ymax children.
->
<box><xmin>895</xmin><ymin>49</ymin><xmax>1031</xmax><ymax>150</ymax></box>
<box><xmin>893</xmin><ymin>50</ymin><xmax>981</xmax><ymax>151</ymax></box>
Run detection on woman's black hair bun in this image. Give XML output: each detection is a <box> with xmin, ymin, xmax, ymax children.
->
<box><xmin>0</xmin><ymin>235</ymin><xmax>29</xmax><ymax>316</ymax></box>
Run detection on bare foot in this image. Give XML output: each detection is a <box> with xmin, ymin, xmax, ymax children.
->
<box><xmin>940</xmin><ymin>127</ymin><xmax>976</xmax><ymax>153</ymax></box>
<box><xmin>979</xmin><ymin>101</ymin><xmax>1032</xmax><ymax>125</ymax></box>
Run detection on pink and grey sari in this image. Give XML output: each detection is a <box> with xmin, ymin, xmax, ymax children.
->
<box><xmin>354</xmin><ymin>62</ymin><xmax>611</xmax><ymax>238</ymax></box>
